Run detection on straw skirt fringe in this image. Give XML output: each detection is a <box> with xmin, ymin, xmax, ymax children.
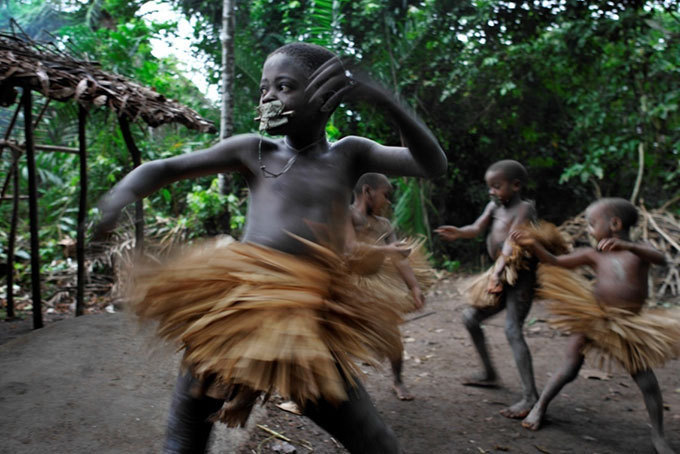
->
<box><xmin>464</xmin><ymin>221</ymin><xmax>569</xmax><ymax>308</ymax></box>
<box><xmin>536</xmin><ymin>265</ymin><xmax>680</xmax><ymax>374</ymax></box>
<box><xmin>127</xmin><ymin>237</ymin><xmax>403</xmax><ymax>426</ymax></box>
<box><xmin>352</xmin><ymin>237</ymin><xmax>435</xmax><ymax>314</ymax></box>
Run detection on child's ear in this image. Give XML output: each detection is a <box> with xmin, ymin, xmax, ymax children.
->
<box><xmin>362</xmin><ymin>184</ymin><xmax>371</xmax><ymax>198</ymax></box>
<box><xmin>512</xmin><ymin>179</ymin><xmax>522</xmax><ymax>192</ymax></box>
<box><xmin>610</xmin><ymin>216</ymin><xmax>623</xmax><ymax>232</ymax></box>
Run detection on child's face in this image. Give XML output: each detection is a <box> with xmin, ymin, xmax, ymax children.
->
<box><xmin>369</xmin><ymin>184</ymin><xmax>393</xmax><ymax>216</ymax></box>
<box><xmin>484</xmin><ymin>169</ymin><xmax>517</xmax><ymax>205</ymax></box>
<box><xmin>586</xmin><ymin>204</ymin><xmax>613</xmax><ymax>242</ymax></box>
<box><xmin>259</xmin><ymin>53</ymin><xmax>312</xmax><ymax>133</ymax></box>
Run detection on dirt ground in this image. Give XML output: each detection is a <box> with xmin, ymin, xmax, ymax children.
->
<box><xmin>1</xmin><ymin>274</ymin><xmax>679</xmax><ymax>454</ymax></box>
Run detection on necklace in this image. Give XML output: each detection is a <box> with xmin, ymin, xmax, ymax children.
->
<box><xmin>258</xmin><ymin>135</ymin><xmax>327</xmax><ymax>178</ymax></box>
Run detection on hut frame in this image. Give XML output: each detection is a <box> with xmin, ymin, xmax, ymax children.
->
<box><xmin>0</xmin><ymin>26</ymin><xmax>216</xmax><ymax>328</ymax></box>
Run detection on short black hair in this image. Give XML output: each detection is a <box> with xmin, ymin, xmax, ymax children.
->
<box><xmin>588</xmin><ymin>197</ymin><xmax>639</xmax><ymax>230</ymax></box>
<box><xmin>486</xmin><ymin>160</ymin><xmax>528</xmax><ymax>187</ymax></box>
<box><xmin>354</xmin><ymin>173</ymin><xmax>392</xmax><ymax>196</ymax></box>
<box><xmin>269</xmin><ymin>43</ymin><xmax>337</xmax><ymax>77</ymax></box>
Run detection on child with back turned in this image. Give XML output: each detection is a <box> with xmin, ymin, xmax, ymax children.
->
<box><xmin>96</xmin><ymin>42</ymin><xmax>447</xmax><ymax>454</ymax></box>
<box><xmin>348</xmin><ymin>172</ymin><xmax>433</xmax><ymax>400</ymax></box>
<box><xmin>435</xmin><ymin>159</ymin><xmax>539</xmax><ymax>419</ymax></box>
<box><xmin>512</xmin><ymin>197</ymin><xmax>680</xmax><ymax>454</ymax></box>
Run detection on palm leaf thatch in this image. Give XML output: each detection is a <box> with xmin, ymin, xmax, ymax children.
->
<box><xmin>0</xmin><ymin>30</ymin><xmax>216</xmax><ymax>132</ymax></box>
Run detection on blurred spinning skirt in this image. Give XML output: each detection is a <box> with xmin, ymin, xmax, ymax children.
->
<box><xmin>464</xmin><ymin>221</ymin><xmax>568</xmax><ymax>309</ymax></box>
<box><xmin>350</xmin><ymin>237</ymin><xmax>435</xmax><ymax>314</ymax></box>
<box><xmin>536</xmin><ymin>264</ymin><xmax>680</xmax><ymax>374</ymax></box>
<box><xmin>128</xmin><ymin>237</ymin><xmax>403</xmax><ymax>426</ymax></box>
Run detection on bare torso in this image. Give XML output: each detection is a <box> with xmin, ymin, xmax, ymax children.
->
<box><xmin>588</xmin><ymin>250</ymin><xmax>650</xmax><ymax>312</ymax></box>
<box><xmin>243</xmin><ymin>139</ymin><xmax>357</xmax><ymax>254</ymax></box>
<box><xmin>239</xmin><ymin>135</ymin><xmax>420</xmax><ymax>255</ymax></box>
<box><xmin>349</xmin><ymin>207</ymin><xmax>393</xmax><ymax>245</ymax></box>
<box><xmin>486</xmin><ymin>200</ymin><xmax>536</xmax><ymax>259</ymax></box>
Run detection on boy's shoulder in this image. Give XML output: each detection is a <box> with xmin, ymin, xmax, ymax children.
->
<box><xmin>331</xmin><ymin>135</ymin><xmax>377</xmax><ymax>153</ymax></box>
<box><xmin>511</xmin><ymin>199</ymin><xmax>537</xmax><ymax>218</ymax></box>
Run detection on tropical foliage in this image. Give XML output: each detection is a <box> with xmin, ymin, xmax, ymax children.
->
<box><xmin>1</xmin><ymin>0</ymin><xmax>679</xmax><ymax>280</ymax></box>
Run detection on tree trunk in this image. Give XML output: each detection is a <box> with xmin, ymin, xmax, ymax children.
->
<box><xmin>217</xmin><ymin>0</ymin><xmax>235</xmax><ymax>195</ymax></box>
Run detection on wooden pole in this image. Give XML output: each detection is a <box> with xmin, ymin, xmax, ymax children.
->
<box><xmin>22</xmin><ymin>87</ymin><xmax>43</xmax><ymax>329</ymax></box>
<box><xmin>76</xmin><ymin>104</ymin><xmax>87</xmax><ymax>316</ymax></box>
<box><xmin>118</xmin><ymin>116</ymin><xmax>144</xmax><ymax>252</ymax></box>
<box><xmin>0</xmin><ymin>100</ymin><xmax>22</xmax><ymax>163</ymax></box>
<box><xmin>6</xmin><ymin>148</ymin><xmax>20</xmax><ymax>320</ymax></box>
<box><xmin>1</xmin><ymin>95</ymin><xmax>23</xmax><ymax>321</ymax></box>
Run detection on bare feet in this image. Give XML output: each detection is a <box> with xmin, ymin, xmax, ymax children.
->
<box><xmin>461</xmin><ymin>373</ymin><xmax>499</xmax><ymax>388</ymax></box>
<box><xmin>499</xmin><ymin>397</ymin><xmax>536</xmax><ymax>419</ymax></box>
<box><xmin>652</xmin><ymin>433</ymin><xmax>676</xmax><ymax>454</ymax></box>
<box><xmin>392</xmin><ymin>382</ymin><xmax>414</xmax><ymax>401</ymax></box>
<box><xmin>521</xmin><ymin>405</ymin><xmax>544</xmax><ymax>430</ymax></box>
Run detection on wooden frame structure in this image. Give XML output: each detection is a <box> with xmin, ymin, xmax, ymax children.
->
<box><xmin>0</xmin><ymin>29</ymin><xmax>216</xmax><ymax>328</ymax></box>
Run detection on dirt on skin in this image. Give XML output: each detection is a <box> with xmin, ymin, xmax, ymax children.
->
<box><xmin>1</xmin><ymin>274</ymin><xmax>679</xmax><ymax>454</ymax></box>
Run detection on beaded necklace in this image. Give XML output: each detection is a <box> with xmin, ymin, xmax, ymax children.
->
<box><xmin>258</xmin><ymin>135</ymin><xmax>327</xmax><ymax>178</ymax></box>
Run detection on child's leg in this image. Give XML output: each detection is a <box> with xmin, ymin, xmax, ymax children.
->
<box><xmin>500</xmin><ymin>268</ymin><xmax>538</xmax><ymax>418</ymax></box>
<box><xmin>461</xmin><ymin>304</ymin><xmax>504</xmax><ymax>386</ymax></box>
<box><xmin>631</xmin><ymin>369</ymin><xmax>675</xmax><ymax>454</ymax></box>
<box><xmin>163</xmin><ymin>370</ymin><xmax>224</xmax><ymax>454</ymax></box>
<box><xmin>390</xmin><ymin>351</ymin><xmax>413</xmax><ymax>401</ymax></box>
<box><xmin>522</xmin><ymin>334</ymin><xmax>586</xmax><ymax>430</ymax></box>
<box><xmin>303</xmin><ymin>377</ymin><xmax>401</xmax><ymax>454</ymax></box>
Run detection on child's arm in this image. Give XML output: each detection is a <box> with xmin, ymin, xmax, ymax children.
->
<box><xmin>597</xmin><ymin>238</ymin><xmax>666</xmax><ymax>265</ymax></box>
<box><xmin>385</xmin><ymin>231</ymin><xmax>425</xmax><ymax>310</ymax></box>
<box><xmin>511</xmin><ymin>230</ymin><xmax>595</xmax><ymax>269</ymax></box>
<box><xmin>344</xmin><ymin>216</ymin><xmax>410</xmax><ymax>258</ymax></box>
<box><xmin>305</xmin><ymin>60</ymin><xmax>447</xmax><ymax>178</ymax></box>
<box><xmin>435</xmin><ymin>202</ymin><xmax>495</xmax><ymax>242</ymax></box>
<box><xmin>96</xmin><ymin>134</ymin><xmax>258</xmax><ymax>234</ymax></box>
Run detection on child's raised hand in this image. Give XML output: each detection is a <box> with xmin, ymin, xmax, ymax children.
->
<box><xmin>597</xmin><ymin>238</ymin><xmax>628</xmax><ymax>252</ymax></box>
<box><xmin>435</xmin><ymin>225</ymin><xmax>462</xmax><ymax>241</ymax></box>
<box><xmin>305</xmin><ymin>57</ymin><xmax>358</xmax><ymax>113</ymax></box>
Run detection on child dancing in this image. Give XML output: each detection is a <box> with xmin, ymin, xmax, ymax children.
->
<box><xmin>436</xmin><ymin>160</ymin><xmax>541</xmax><ymax>419</ymax></box>
<box><xmin>512</xmin><ymin>198</ymin><xmax>679</xmax><ymax>454</ymax></box>
<box><xmin>97</xmin><ymin>42</ymin><xmax>446</xmax><ymax>453</ymax></box>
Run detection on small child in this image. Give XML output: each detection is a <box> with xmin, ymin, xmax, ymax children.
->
<box><xmin>347</xmin><ymin>172</ymin><xmax>433</xmax><ymax>400</ymax></box>
<box><xmin>435</xmin><ymin>159</ymin><xmax>539</xmax><ymax>419</ymax></box>
<box><xmin>512</xmin><ymin>198</ymin><xmax>679</xmax><ymax>454</ymax></box>
<box><xmin>97</xmin><ymin>42</ymin><xmax>447</xmax><ymax>453</ymax></box>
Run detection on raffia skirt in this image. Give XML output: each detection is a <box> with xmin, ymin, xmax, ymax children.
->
<box><xmin>464</xmin><ymin>221</ymin><xmax>569</xmax><ymax>309</ymax></box>
<box><xmin>127</xmin><ymin>236</ymin><xmax>403</xmax><ymax>426</ymax></box>
<box><xmin>536</xmin><ymin>264</ymin><xmax>680</xmax><ymax>374</ymax></box>
<box><xmin>350</xmin><ymin>237</ymin><xmax>435</xmax><ymax>314</ymax></box>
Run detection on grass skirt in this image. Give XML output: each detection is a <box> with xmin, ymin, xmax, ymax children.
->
<box><xmin>351</xmin><ymin>237</ymin><xmax>435</xmax><ymax>314</ymax></box>
<box><xmin>536</xmin><ymin>265</ymin><xmax>680</xmax><ymax>374</ymax></box>
<box><xmin>127</xmin><ymin>236</ymin><xmax>403</xmax><ymax>426</ymax></box>
<box><xmin>464</xmin><ymin>221</ymin><xmax>569</xmax><ymax>308</ymax></box>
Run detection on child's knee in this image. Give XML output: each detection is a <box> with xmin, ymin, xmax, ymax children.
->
<box><xmin>462</xmin><ymin>307</ymin><xmax>480</xmax><ymax>330</ymax></box>
<box><xmin>504</xmin><ymin>321</ymin><xmax>524</xmax><ymax>342</ymax></box>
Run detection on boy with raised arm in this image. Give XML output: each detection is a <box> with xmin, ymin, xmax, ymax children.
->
<box><xmin>97</xmin><ymin>43</ymin><xmax>446</xmax><ymax>454</ymax></box>
<box><xmin>435</xmin><ymin>159</ymin><xmax>539</xmax><ymax>419</ymax></box>
<box><xmin>512</xmin><ymin>198</ymin><xmax>679</xmax><ymax>454</ymax></box>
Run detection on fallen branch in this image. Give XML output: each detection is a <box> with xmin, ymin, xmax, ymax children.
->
<box><xmin>256</xmin><ymin>424</ymin><xmax>292</xmax><ymax>443</ymax></box>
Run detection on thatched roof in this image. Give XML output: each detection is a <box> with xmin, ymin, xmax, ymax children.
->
<box><xmin>0</xmin><ymin>32</ymin><xmax>216</xmax><ymax>133</ymax></box>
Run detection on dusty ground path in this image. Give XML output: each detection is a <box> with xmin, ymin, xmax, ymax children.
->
<box><xmin>1</xmin><ymin>274</ymin><xmax>679</xmax><ymax>454</ymax></box>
